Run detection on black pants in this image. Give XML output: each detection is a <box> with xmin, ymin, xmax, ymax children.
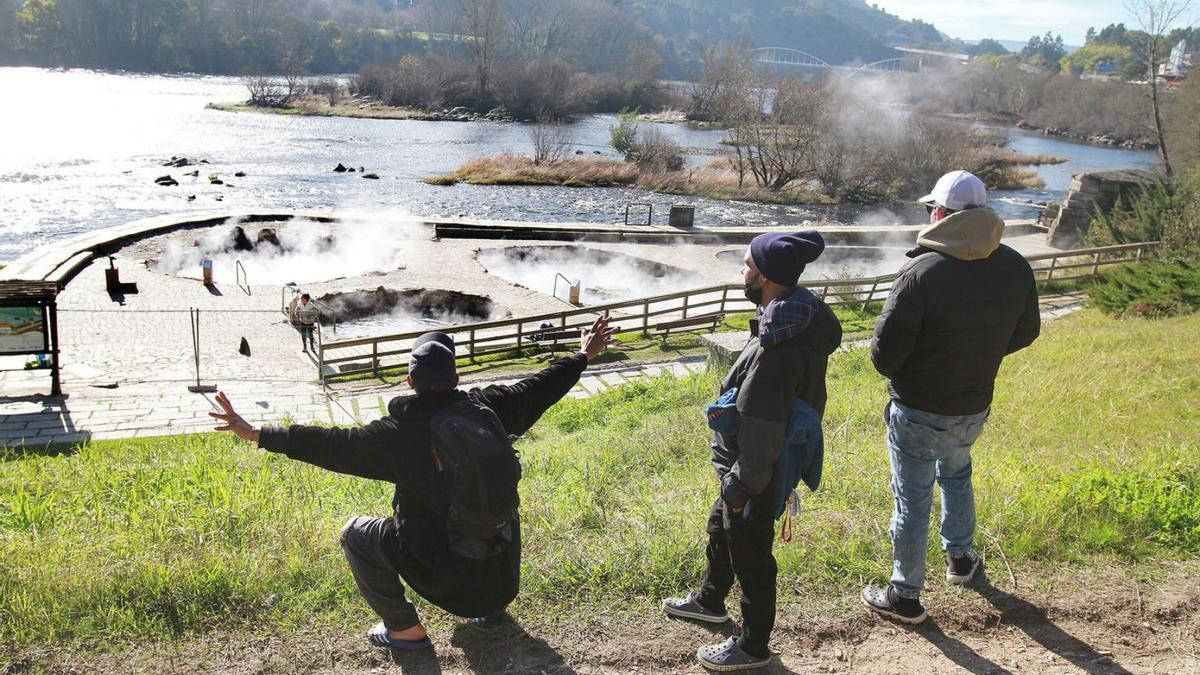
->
<box><xmin>340</xmin><ymin>516</ymin><xmax>422</xmax><ymax>631</ymax></box>
<box><xmin>696</xmin><ymin>495</ymin><xmax>777</xmax><ymax>658</ymax></box>
<box><xmin>298</xmin><ymin>324</ymin><xmax>315</xmax><ymax>350</ymax></box>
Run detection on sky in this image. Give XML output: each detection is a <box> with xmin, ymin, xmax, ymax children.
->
<box><xmin>868</xmin><ymin>0</ymin><xmax>1168</xmax><ymax>46</ymax></box>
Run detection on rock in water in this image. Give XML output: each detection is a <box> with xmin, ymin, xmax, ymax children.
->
<box><xmin>361</xmin><ymin>173</ymin><xmax>380</xmax><ymax>179</ymax></box>
<box><xmin>154</xmin><ymin>175</ymin><xmax>178</xmax><ymax>186</ymax></box>
<box><xmin>234</xmin><ymin>171</ymin><xmax>246</xmax><ymax>177</ymax></box>
<box><xmin>333</xmin><ymin>163</ymin><xmax>348</xmax><ymax>172</ymax></box>
<box><xmin>239</xmin><ymin>337</ymin><xmax>251</xmax><ymax>357</ymax></box>
<box><xmin>185</xmin><ymin>169</ymin><xmax>199</xmax><ymax>177</ymax></box>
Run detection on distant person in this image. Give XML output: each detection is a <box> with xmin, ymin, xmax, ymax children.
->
<box><xmin>662</xmin><ymin>231</ymin><xmax>842</xmax><ymax>671</ymax></box>
<box><xmin>294</xmin><ymin>293</ymin><xmax>319</xmax><ymax>352</ymax></box>
<box><xmin>210</xmin><ymin>316</ymin><xmax>617</xmax><ymax>651</ymax></box>
<box><xmin>861</xmin><ymin>170</ymin><xmax>1040</xmax><ymax>624</ymax></box>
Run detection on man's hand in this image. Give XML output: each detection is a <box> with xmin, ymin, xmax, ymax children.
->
<box><xmin>579</xmin><ymin>313</ymin><xmax>619</xmax><ymax>363</ymax></box>
<box><xmin>209</xmin><ymin>391</ymin><xmax>260</xmax><ymax>444</ymax></box>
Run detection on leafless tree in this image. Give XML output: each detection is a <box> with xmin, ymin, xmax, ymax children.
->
<box><xmin>1126</xmin><ymin>0</ymin><xmax>1192</xmax><ymax>175</ymax></box>
<box><xmin>244</xmin><ymin>74</ymin><xmax>289</xmax><ymax>107</ymax></box>
<box><xmin>529</xmin><ymin>120</ymin><xmax>575</xmax><ymax>165</ymax></box>
<box><xmin>455</xmin><ymin>0</ymin><xmax>505</xmax><ymax>103</ymax></box>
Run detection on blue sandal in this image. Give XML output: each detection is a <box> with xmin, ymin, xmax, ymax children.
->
<box><xmin>367</xmin><ymin>622</ymin><xmax>433</xmax><ymax>651</ymax></box>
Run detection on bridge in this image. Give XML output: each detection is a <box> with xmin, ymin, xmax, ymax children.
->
<box><xmin>750</xmin><ymin>46</ymin><xmax>965</xmax><ymax>79</ymax></box>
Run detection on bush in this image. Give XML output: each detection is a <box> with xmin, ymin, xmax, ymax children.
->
<box><xmin>609</xmin><ymin>114</ymin><xmax>640</xmax><ymax>159</ymax></box>
<box><xmin>630</xmin><ymin>127</ymin><xmax>684</xmax><ymax>172</ymax></box>
<box><xmin>1088</xmin><ymin>171</ymin><xmax>1200</xmax><ymax>251</ymax></box>
<box><xmin>1087</xmin><ymin>255</ymin><xmax>1200</xmax><ymax>317</ymax></box>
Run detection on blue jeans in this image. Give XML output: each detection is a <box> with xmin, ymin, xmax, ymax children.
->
<box><xmin>886</xmin><ymin>400</ymin><xmax>990</xmax><ymax>599</ymax></box>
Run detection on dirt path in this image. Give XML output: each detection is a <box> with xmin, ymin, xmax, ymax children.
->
<box><xmin>8</xmin><ymin>563</ymin><xmax>1197</xmax><ymax>674</ymax></box>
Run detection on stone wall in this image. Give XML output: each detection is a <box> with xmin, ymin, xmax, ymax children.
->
<box><xmin>1048</xmin><ymin>169</ymin><xmax>1161</xmax><ymax>248</ymax></box>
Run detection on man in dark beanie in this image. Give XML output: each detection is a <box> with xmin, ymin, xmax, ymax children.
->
<box><xmin>663</xmin><ymin>230</ymin><xmax>842</xmax><ymax>671</ymax></box>
<box><xmin>211</xmin><ymin>316</ymin><xmax>616</xmax><ymax>651</ymax></box>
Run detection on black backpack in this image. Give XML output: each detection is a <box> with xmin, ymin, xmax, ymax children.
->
<box><xmin>429</xmin><ymin>399</ymin><xmax>521</xmax><ymax>559</ymax></box>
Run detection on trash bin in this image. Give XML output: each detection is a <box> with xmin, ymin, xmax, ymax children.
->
<box><xmin>202</xmin><ymin>258</ymin><xmax>213</xmax><ymax>285</ymax></box>
<box><xmin>669</xmin><ymin>205</ymin><xmax>695</xmax><ymax>229</ymax></box>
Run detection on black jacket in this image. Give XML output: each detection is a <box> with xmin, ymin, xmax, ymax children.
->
<box><xmin>258</xmin><ymin>354</ymin><xmax>587</xmax><ymax>618</ymax></box>
<box><xmin>871</xmin><ymin>208</ymin><xmax>1040</xmax><ymax>416</ymax></box>
<box><xmin>712</xmin><ymin>286</ymin><xmax>842</xmax><ymax>514</ymax></box>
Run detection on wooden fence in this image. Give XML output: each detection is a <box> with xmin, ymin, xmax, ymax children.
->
<box><xmin>315</xmin><ymin>241</ymin><xmax>1159</xmax><ymax>383</ymax></box>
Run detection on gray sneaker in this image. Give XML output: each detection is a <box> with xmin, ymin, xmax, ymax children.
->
<box><xmin>947</xmin><ymin>549</ymin><xmax>982</xmax><ymax>585</ymax></box>
<box><xmin>662</xmin><ymin>593</ymin><xmax>730</xmax><ymax>624</ymax></box>
<box><xmin>697</xmin><ymin>637</ymin><xmax>772</xmax><ymax>671</ymax></box>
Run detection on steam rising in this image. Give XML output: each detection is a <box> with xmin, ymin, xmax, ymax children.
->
<box><xmin>477</xmin><ymin>245</ymin><xmax>709</xmax><ymax>305</ymax></box>
<box><xmin>150</xmin><ymin>215</ymin><xmax>422</xmax><ymax>285</ymax></box>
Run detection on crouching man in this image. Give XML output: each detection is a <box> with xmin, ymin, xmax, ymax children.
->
<box><xmin>211</xmin><ymin>316</ymin><xmax>616</xmax><ymax>650</ymax></box>
<box><xmin>663</xmin><ymin>231</ymin><xmax>842</xmax><ymax>671</ymax></box>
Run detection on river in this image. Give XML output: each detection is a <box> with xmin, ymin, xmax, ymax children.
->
<box><xmin>0</xmin><ymin>68</ymin><xmax>1159</xmax><ymax>261</ymax></box>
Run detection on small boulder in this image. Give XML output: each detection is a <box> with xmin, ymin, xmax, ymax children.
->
<box><xmin>333</xmin><ymin>163</ymin><xmax>348</xmax><ymax>172</ymax></box>
<box><xmin>154</xmin><ymin>175</ymin><xmax>178</xmax><ymax>186</ymax></box>
<box><xmin>186</xmin><ymin>195</ymin><xmax>196</xmax><ymax>201</ymax></box>
<box><xmin>239</xmin><ymin>337</ymin><xmax>251</xmax><ymax>357</ymax></box>
<box><xmin>231</xmin><ymin>226</ymin><xmax>254</xmax><ymax>251</ymax></box>
<box><xmin>185</xmin><ymin>169</ymin><xmax>199</xmax><ymax>177</ymax></box>
<box><xmin>361</xmin><ymin>173</ymin><xmax>380</xmax><ymax>179</ymax></box>
<box><xmin>255</xmin><ymin>228</ymin><xmax>282</xmax><ymax>249</ymax></box>
<box><xmin>234</xmin><ymin>171</ymin><xmax>246</xmax><ymax>177</ymax></box>
<box><xmin>348</xmin><ymin>167</ymin><xmax>356</xmax><ymax>172</ymax></box>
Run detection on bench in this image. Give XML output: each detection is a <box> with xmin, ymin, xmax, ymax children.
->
<box><xmin>651</xmin><ymin>312</ymin><xmax>724</xmax><ymax>343</ymax></box>
<box><xmin>529</xmin><ymin>329</ymin><xmax>581</xmax><ymax>353</ymax></box>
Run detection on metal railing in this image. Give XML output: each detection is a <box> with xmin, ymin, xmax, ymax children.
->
<box><xmin>317</xmin><ymin>241</ymin><xmax>1159</xmax><ymax>382</ymax></box>
<box><xmin>235</xmin><ymin>260</ymin><xmax>250</xmax><ymax>295</ymax></box>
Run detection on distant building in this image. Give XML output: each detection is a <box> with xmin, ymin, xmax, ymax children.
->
<box><xmin>1159</xmin><ymin>39</ymin><xmax>1191</xmax><ymax>79</ymax></box>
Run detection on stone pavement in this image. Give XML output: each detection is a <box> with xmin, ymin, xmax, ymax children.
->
<box><xmin>0</xmin><ymin>291</ymin><xmax>1087</xmax><ymax>449</ymax></box>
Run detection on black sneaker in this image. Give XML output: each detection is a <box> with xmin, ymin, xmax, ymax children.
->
<box><xmin>861</xmin><ymin>584</ymin><xmax>928</xmax><ymax>625</ymax></box>
<box><xmin>947</xmin><ymin>550</ymin><xmax>982</xmax><ymax>585</ymax></box>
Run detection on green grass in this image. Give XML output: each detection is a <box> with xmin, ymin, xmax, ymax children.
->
<box><xmin>2</xmin><ymin>310</ymin><xmax>1197</xmax><ymax>647</ymax></box>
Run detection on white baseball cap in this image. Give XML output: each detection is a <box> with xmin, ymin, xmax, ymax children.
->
<box><xmin>919</xmin><ymin>170</ymin><xmax>988</xmax><ymax>211</ymax></box>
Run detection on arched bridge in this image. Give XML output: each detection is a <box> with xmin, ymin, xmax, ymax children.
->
<box><xmin>750</xmin><ymin>47</ymin><xmax>918</xmax><ymax>79</ymax></box>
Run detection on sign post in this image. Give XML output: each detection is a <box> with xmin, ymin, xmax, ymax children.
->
<box><xmin>0</xmin><ymin>281</ymin><xmax>63</xmax><ymax>397</ymax></box>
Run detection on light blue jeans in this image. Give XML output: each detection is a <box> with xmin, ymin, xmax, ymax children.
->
<box><xmin>886</xmin><ymin>400</ymin><xmax>990</xmax><ymax>599</ymax></box>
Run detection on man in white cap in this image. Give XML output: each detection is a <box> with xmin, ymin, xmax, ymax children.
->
<box><xmin>861</xmin><ymin>170</ymin><xmax>1041</xmax><ymax>624</ymax></box>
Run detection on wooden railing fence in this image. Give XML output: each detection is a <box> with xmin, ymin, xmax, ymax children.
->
<box><xmin>316</xmin><ymin>241</ymin><xmax>1158</xmax><ymax>383</ymax></box>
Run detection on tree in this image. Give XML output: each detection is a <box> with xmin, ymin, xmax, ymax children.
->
<box><xmin>1020</xmin><ymin>32</ymin><xmax>1067</xmax><ymax>71</ymax></box>
<box><xmin>1126</xmin><ymin>0</ymin><xmax>1192</xmax><ymax>175</ymax></box>
<box><xmin>455</xmin><ymin>0</ymin><xmax>504</xmax><ymax>105</ymax></box>
<box><xmin>969</xmin><ymin>38</ymin><xmax>1009</xmax><ymax>57</ymax></box>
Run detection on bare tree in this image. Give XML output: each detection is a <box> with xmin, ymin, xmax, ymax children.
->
<box><xmin>456</xmin><ymin>0</ymin><xmax>505</xmax><ymax>104</ymax></box>
<box><xmin>529</xmin><ymin>120</ymin><xmax>574</xmax><ymax>165</ymax></box>
<box><xmin>1126</xmin><ymin>0</ymin><xmax>1192</xmax><ymax>175</ymax></box>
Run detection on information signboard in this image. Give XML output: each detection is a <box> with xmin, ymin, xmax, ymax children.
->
<box><xmin>0</xmin><ymin>306</ymin><xmax>49</xmax><ymax>355</ymax></box>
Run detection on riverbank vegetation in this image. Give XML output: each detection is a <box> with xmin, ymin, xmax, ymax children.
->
<box><xmin>2</xmin><ymin>309</ymin><xmax>1197</xmax><ymax>650</ymax></box>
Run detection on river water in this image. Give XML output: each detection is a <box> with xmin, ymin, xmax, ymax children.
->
<box><xmin>0</xmin><ymin>68</ymin><xmax>1159</xmax><ymax>261</ymax></box>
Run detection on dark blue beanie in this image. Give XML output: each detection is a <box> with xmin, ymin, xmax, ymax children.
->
<box><xmin>749</xmin><ymin>230</ymin><xmax>826</xmax><ymax>287</ymax></box>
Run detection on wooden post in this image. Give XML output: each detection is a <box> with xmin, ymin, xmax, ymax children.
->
<box><xmin>862</xmin><ymin>279</ymin><xmax>879</xmax><ymax>311</ymax></box>
<box><xmin>1046</xmin><ymin>256</ymin><xmax>1058</xmax><ymax>282</ymax></box>
<box><xmin>1091</xmin><ymin>252</ymin><xmax>1101</xmax><ymax>277</ymax></box>
<box><xmin>642</xmin><ymin>301</ymin><xmax>650</xmax><ymax>336</ymax></box>
<box><xmin>372</xmin><ymin>342</ymin><xmax>379</xmax><ymax>376</ymax></box>
<box><xmin>682</xmin><ymin>294</ymin><xmax>690</xmax><ymax>320</ymax></box>
<box><xmin>469</xmin><ymin>329</ymin><xmax>476</xmax><ymax>361</ymax></box>
<box><xmin>516</xmin><ymin>322</ymin><xmax>523</xmax><ymax>350</ymax></box>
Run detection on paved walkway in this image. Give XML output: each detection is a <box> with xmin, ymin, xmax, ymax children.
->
<box><xmin>0</xmin><ymin>291</ymin><xmax>1087</xmax><ymax>448</ymax></box>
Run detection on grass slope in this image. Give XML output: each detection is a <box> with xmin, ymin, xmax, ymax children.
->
<box><xmin>2</xmin><ymin>310</ymin><xmax>1198</xmax><ymax>647</ymax></box>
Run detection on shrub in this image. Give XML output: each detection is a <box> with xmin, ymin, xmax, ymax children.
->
<box><xmin>630</xmin><ymin>127</ymin><xmax>684</xmax><ymax>172</ymax></box>
<box><xmin>609</xmin><ymin>113</ymin><xmax>640</xmax><ymax>159</ymax></box>
<box><xmin>1089</xmin><ymin>172</ymin><xmax>1200</xmax><ymax>251</ymax></box>
<box><xmin>1087</xmin><ymin>255</ymin><xmax>1200</xmax><ymax>317</ymax></box>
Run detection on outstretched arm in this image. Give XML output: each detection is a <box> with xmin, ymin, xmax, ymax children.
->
<box><xmin>475</xmin><ymin>314</ymin><xmax>617</xmax><ymax>435</ymax></box>
<box><xmin>210</xmin><ymin>391</ymin><xmax>403</xmax><ymax>482</ymax></box>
